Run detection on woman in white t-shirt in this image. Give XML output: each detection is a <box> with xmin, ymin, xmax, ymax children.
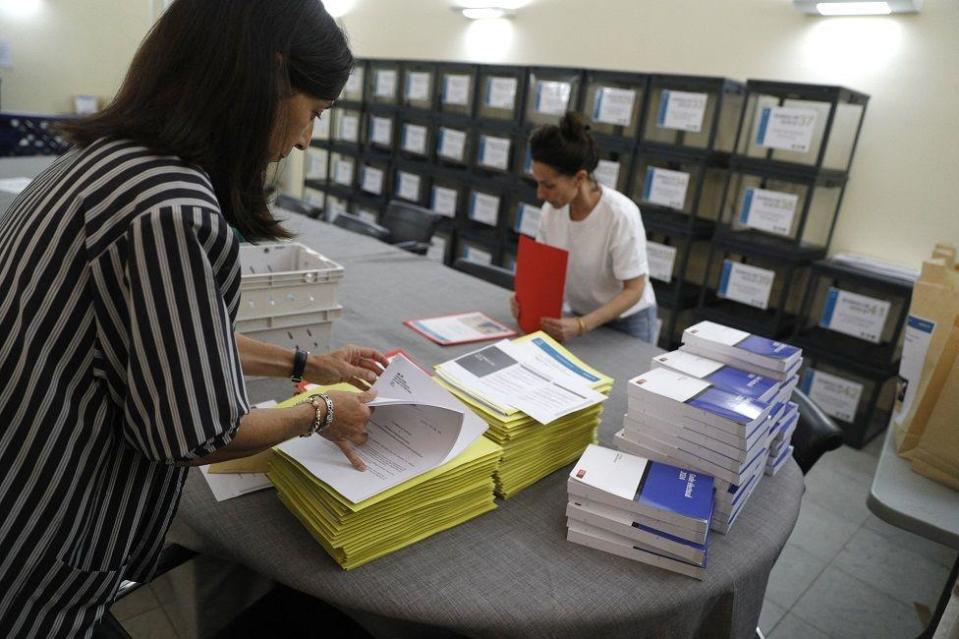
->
<box><xmin>511</xmin><ymin>112</ymin><xmax>658</xmax><ymax>343</ymax></box>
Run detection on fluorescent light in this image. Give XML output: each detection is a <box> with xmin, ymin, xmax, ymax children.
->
<box><xmin>816</xmin><ymin>2</ymin><xmax>891</xmax><ymax>15</ymax></box>
<box><xmin>462</xmin><ymin>7</ymin><xmax>509</xmax><ymax>19</ymax></box>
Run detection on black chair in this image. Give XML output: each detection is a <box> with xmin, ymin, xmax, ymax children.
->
<box><xmin>452</xmin><ymin>258</ymin><xmax>515</xmax><ymax>290</ymax></box>
<box><xmin>378</xmin><ymin>200</ymin><xmax>443</xmax><ymax>256</ymax></box>
<box><xmin>331</xmin><ymin>212</ymin><xmax>391</xmax><ymax>241</ymax></box>
<box><xmin>274</xmin><ymin>194</ymin><xmax>323</xmax><ymax>219</ymax></box>
<box><xmin>789</xmin><ymin>388</ymin><xmax>844</xmax><ymax>474</ymax></box>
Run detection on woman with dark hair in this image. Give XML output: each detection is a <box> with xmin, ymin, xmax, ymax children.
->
<box><xmin>512</xmin><ymin>112</ymin><xmax>658</xmax><ymax>343</ymax></box>
<box><xmin>0</xmin><ymin>1</ymin><xmax>386</xmax><ymax>635</ymax></box>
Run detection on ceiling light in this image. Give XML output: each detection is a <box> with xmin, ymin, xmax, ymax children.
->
<box><xmin>793</xmin><ymin>0</ymin><xmax>921</xmax><ymax>15</ymax></box>
<box><xmin>460</xmin><ymin>7</ymin><xmax>514</xmax><ymax>19</ymax></box>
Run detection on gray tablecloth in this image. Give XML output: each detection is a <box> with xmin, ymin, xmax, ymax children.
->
<box><xmin>172</xmin><ymin>217</ymin><xmax>804</xmax><ymax>639</ymax></box>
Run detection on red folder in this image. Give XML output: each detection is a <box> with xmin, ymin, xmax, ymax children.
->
<box><xmin>515</xmin><ymin>235</ymin><xmax>568</xmax><ymax>334</ymax></box>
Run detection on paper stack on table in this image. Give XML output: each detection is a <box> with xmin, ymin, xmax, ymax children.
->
<box><xmin>268</xmin><ymin>354</ymin><xmax>503</xmax><ymax>570</ymax></box>
<box><xmin>565</xmin><ymin>444</ymin><xmax>714</xmax><ymax>580</ymax></box>
<box><xmin>434</xmin><ymin>331</ymin><xmax>612</xmax><ymax>498</ymax></box>
<box><xmin>616</xmin><ymin>321</ymin><xmax>804</xmax><ymax>534</ymax></box>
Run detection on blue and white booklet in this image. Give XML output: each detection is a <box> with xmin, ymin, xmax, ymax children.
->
<box><xmin>567</xmin><ymin>444</ymin><xmax>715</xmax><ymax>536</ymax></box>
<box><xmin>651</xmin><ymin>350</ymin><xmax>781</xmax><ymax>403</ymax></box>
<box><xmin>681</xmin><ymin>321</ymin><xmax>802</xmax><ymax>380</ymax></box>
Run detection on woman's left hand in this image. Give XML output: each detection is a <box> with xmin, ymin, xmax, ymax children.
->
<box><xmin>306</xmin><ymin>344</ymin><xmax>390</xmax><ymax>389</ymax></box>
<box><xmin>540</xmin><ymin>317</ymin><xmax>582</xmax><ymax>343</ymax></box>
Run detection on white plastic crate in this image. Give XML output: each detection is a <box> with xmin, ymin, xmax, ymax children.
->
<box><xmin>238</xmin><ymin>242</ymin><xmax>344</xmax><ymax>322</ymax></box>
<box><xmin>237</xmin><ymin>306</ymin><xmax>343</xmax><ymax>352</ymax></box>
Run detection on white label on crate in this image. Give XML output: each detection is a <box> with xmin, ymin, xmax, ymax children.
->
<box><xmin>338</xmin><ymin>114</ymin><xmax>359</xmax><ymax>142</ymax></box>
<box><xmin>361</xmin><ymin>166</ymin><xmax>384</xmax><ymax>194</ymax></box>
<box><xmin>593</xmin><ymin>160</ymin><xmax>621</xmax><ymax>189</ymax></box>
<box><xmin>374</xmin><ymin>69</ymin><xmax>397</xmax><ymax>98</ymax></box>
<box><xmin>642</xmin><ymin>167</ymin><xmax>690</xmax><ymax>210</ymax></box>
<box><xmin>371</xmin><ymin>116</ymin><xmax>393</xmax><ymax>146</ymax></box>
<box><xmin>656</xmin><ymin>90</ymin><xmax>707</xmax><ymax>133</ymax></box>
<box><xmin>718</xmin><ymin>260</ymin><xmax>775</xmax><ymax>310</ymax></box>
<box><xmin>819</xmin><ymin>287</ymin><xmax>891</xmax><ymax>344</ymax></box>
<box><xmin>894</xmin><ymin>315</ymin><xmax>936</xmax><ymax>422</ymax></box>
<box><xmin>406</xmin><ymin>71</ymin><xmax>431</xmax><ymax>101</ymax></box>
<box><xmin>303</xmin><ymin>188</ymin><xmax>325</xmax><ymax>209</ymax></box>
<box><xmin>443</xmin><ymin>74</ymin><xmax>471</xmax><ymax>105</ymax></box>
<box><xmin>306</xmin><ymin>148</ymin><xmax>328</xmax><ymax>180</ymax></box>
<box><xmin>470</xmin><ymin>192</ymin><xmax>499</xmax><ymax>226</ymax></box>
<box><xmin>801</xmin><ymin>369</ymin><xmax>863</xmax><ymax>423</ymax></box>
<box><xmin>432</xmin><ymin>186</ymin><xmax>458</xmax><ymax>217</ymax></box>
<box><xmin>328</xmin><ymin>197</ymin><xmax>348</xmax><ymax>216</ymax></box>
<box><xmin>479</xmin><ymin>136</ymin><xmax>511</xmax><ymax>170</ymax></box>
<box><xmin>593</xmin><ymin>87</ymin><xmax>636</xmax><ymax>126</ymax></box>
<box><xmin>345</xmin><ymin>68</ymin><xmax>364</xmax><ymax>95</ymax></box>
<box><xmin>739</xmin><ymin>187</ymin><xmax>798</xmax><ymax>236</ymax></box>
<box><xmin>397</xmin><ymin>172</ymin><xmax>421</xmax><ymax>201</ymax></box>
<box><xmin>756</xmin><ymin>106</ymin><xmax>818</xmax><ymax>153</ymax></box>
<box><xmin>333</xmin><ymin>158</ymin><xmax>354</xmax><ymax>186</ymax></box>
<box><xmin>646</xmin><ymin>242</ymin><xmax>677</xmax><ymax>283</ymax></box>
<box><xmin>403</xmin><ymin>124</ymin><xmax>428</xmax><ymax>154</ymax></box>
<box><xmin>357</xmin><ymin>208</ymin><xmax>379</xmax><ymax>225</ymax></box>
<box><xmin>312</xmin><ymin>113</ymin><xmax>331</xmax><ymax>139</ymax></box>
<box><xmin>438</xmin><ymin>128</ymin><xmax>467</xmax><ymax>160</ymax></box>
<box><xmin>535</xmin><ymin>80</ymin><xmax>571</xmax><ymax>115</ymax></box>
<box><xmin>465</xmin><ymin>246</ymin><xmax>493</xmax><ymax>265</ymax></box>
<box><xmin>515</xmin><ymin>203</ymin><xmax>541</xmax><ymax>237</ymax></box>
<box><xmin>486</xmin><ymin>76</ymin><xmax>518</xmax><ymax>109</ymax></box>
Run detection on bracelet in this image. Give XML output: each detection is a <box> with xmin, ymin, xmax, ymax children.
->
<box><xmin>291</xmin><ymin>346</ymin><xmax>309</xmax><ymax>384</ymax></box>
<box><xmin>577</xmin><ymin>317</ymin><xmax>587</xmax><ymax>336</ymax></box>
<box><xmin>299</xmin><ymin>393</ymin><xmax>334</xmax><ymax>437</ymax></box>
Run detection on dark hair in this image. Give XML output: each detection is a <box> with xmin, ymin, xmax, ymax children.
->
<box><xmin>529</xmin><ymin>112</ymin><xmax>600</xmax><ymax>177</ymax></box>
<box><xmin>58</xmin><ymin>0</ymin><xmax>353</xmax><ymax>242</ymax></box>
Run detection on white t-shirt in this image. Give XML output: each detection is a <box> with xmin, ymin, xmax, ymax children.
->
<box><xmin>536</xmin><ymin>185</ymin><xmax>656</xmax><ymax>318</ymax></box>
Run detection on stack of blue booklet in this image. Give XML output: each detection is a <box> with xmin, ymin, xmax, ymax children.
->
<box><xmin>766</xmin><ymin>402</ymin><xmax>799</xmax><ymax>476</ymax></box>
<box><xmin>681</xmin><ymin>321</ymin><xmax>802</xmax><ymax>383</ymax></box>
<box><xmin>566</xmin><ymin>444</ymin><xmax>714</xmax><ymax>579</ymax></box>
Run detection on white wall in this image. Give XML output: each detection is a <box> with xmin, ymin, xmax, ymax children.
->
<box><xmin>2</xmin><ymin>0</ymin><xmax>956</xmax><ymax>268</ymax></box>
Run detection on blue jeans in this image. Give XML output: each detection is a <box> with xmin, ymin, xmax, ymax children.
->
<box><xmin>606</xmin><ymin>306</ymin><xmax>658</xmax><ymax>344</ymax></box>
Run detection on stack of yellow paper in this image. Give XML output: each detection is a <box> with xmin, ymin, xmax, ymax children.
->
<box><xmin>435</xmin><ymin>332</ymin><xmax>613</xmax><ymax>499</ymax></box>
<box><xmin>267</xmin><ymin>386</ymin><xmax>504</xmax><ymax>570</ymax></box>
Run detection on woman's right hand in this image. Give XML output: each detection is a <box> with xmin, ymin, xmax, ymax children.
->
<box><xmin>321</xmin><ymin>389</ymin><xmax>377</xmax><ymax>471</ymax></box>
<box><xmin>510</xmin><ymin>294</ymin><xmax>520</xmax><ymax>321</ymax></box>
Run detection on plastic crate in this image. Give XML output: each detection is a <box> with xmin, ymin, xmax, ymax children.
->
<box><xmin>237</xmin><ymin>306</ymin><xmax>343</xmax><ymax>353</ymax></box>
<box><xmin>238</xmin><ymin>243</ymin><xmax>344</xmax><ymax>322</ymax></box>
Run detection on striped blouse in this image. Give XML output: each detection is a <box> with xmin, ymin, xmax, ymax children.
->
<box><xmin>0</xmin><ymin>138</ymin><xmax>250</xmax><ymax>637</ymax></box>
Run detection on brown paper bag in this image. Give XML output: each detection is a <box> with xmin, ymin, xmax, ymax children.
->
<box><xmin>894</xmin><ymin>259</ymin><xmax>959</xmax><ymax>456</ymax></box>
<box><xmin>907</xmin><ymin>316</ymin><xmax>959</xmax><ymax>490</ymax></box>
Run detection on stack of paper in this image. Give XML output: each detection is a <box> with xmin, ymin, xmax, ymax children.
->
<box><xmin>566</xmin><ymin>445</ymin><xmax>714</xmax><ymax>580</ymax></box>
<box><xmin>766</xmin><ymin>402</ymin><xmax>799</xmax><ymax>476</ymax></box>
<box><xmin>680</xmin><ymin>321</ymin><xmax>803</xmax><ymax>383</ymax></box>
<box><xmin>267</xmin><ymin>355</ymin><xmax>503</xmax><ymax>570</ymax></box>
<box><xmin>435</xmin><ymin>332</ymin><xmax>612</xmax><ymax>498</ymax></box>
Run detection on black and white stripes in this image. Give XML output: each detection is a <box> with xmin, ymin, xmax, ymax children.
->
<box><xmin>0</xmin><ymin>139</ymin><xmax>249</xmax><ymax>637</ymax></box>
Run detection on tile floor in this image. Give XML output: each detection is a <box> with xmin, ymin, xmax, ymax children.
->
<box><xmin>114</xmin><ymin>434</ymin><xmax>957</xmax><ymax>638</ymax></box>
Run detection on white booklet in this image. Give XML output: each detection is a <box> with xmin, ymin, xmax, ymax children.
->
<box><xmin>277</xmin><ymin>354</ymin><xmax>487</xmax><ymax>503</ymax></box>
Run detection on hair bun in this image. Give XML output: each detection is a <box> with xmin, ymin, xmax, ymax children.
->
<box><xmin>559</xmin><ymin>111</ymin><xmax>590</xmax><ymax>142</ymax></box>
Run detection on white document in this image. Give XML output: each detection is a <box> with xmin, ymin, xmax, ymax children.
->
<box><xmin>503</xmin><ymin>337</ymin><xmax>604</xmax><ymax>388</ymax></box>
<box><xmin>515</xmin><ymin>203</ymin><xmax>541</xmax><ymax>237</ymax></box>
<box><xmin>756</xmin><ymin>106</ymin><xmax>818</xmax><ymax>153</ymax></box>
<box><xmin>337</xmin><ymin>114</ymin><xmax>359</xmax><ymax>142</ymax></box>
<box><xmin>594</xmin><ymin>160</ymin><xmax>621</xmax><ymax>189</ymax></box>
<box><xmin>374</xmin><ymin>69</ymin><xmax>398</xmax><ymax>98</ymax></box>
<box><xmin>479</xmin><ymin>136</ymin><xmax>511</xmax><ymax>170</ymax></box>
<box><xmin>305</xmin><ymin>148</ymin><xmax>328</xmax><ymax>180</ymax></box>
<box><xmin>643</xmin><ymin>167</ymin><xmax>690</xmax><ymax>209</ymax></box>
<box><xmin>437</xmin><ymin>340</ymin><xmax>607</xmax><ymax>425</ymax></box>
<box><xmin>464</xmin><ymin>246</ymin><xmax>493</xmax><ymax>265</ymax></box>
<box><xmin>397</xmin><ymin>172</ymin><xmax>421</xmax><ymax>201</ymax></box>
<box><xmin>629</xmin><ymin>367</ymin><xmax>711</xmax><ymax>404</ymax></box>
<box><xmin>403</xmin><ymin>124</ymin><xmax>428</xmax><ymax>154</ymax></box>
<box><xmin>718</xmin><ymin>260</ymin><xmax>775</xmax><ymax>310</ymax></box>
<box><xmin>432</xmin><ymin>186</ymin><xmax>458</xmax><ymax>217</ymax></box>
<box><xmin>535</xmin><ymin>80</ymin><xmax>571</xmax><ymax>115</ymax></box>
<box><xmin>803</xmin><ymin>369</ymin><xmax>862</xmax><ymax>423</ymax></box>
<box><xmin>894</xmin><ymin>315</ymin><xmax>936</xmax><ymax>421</ymax></box>
<box><xmin>408</xmin><ymin>312</ymin><xmax>514</xmax><ymax>345</ymax></box>
<box><xmin>486</xmin><ymin>76</ymin><xmax>518</xmax><ymax>109</ymax></box>
<box><xmin>333</xmin><ymin>158</ymin><xmax>354</xmax><ymax>186</ymax></box>
<box><xmin>278</xmin><ymin>355</ymin><xmax>486</xmax><ymax>504</ymax></box>
<box><xmin>406</xmin><ymin>71</ymin><xmax>432</xmax><ymax>101</ymax></box>
<box><xmin>0</xmin><ymin>177</ymin><xmax>33</xmax><ymax>195</ymax></box>
<box><xmin>443</xmin><ymin>74</ymin><xmax>471</xmax><ymax>105</ymax></box>
<box><xmin>594</xmin><ymin>87</ymin><xmax>636</xmax><ymax>126</ymax></box>
<box><xmin>653</xmin><ymin>350</ymin><xmax>724</xmax><ymax>379</ymax></box>
<box><xmin>570</xmin><ymin>444</ymin><xmax>647</xmax><ymax>501</ymax></box>
<box><xmin>438</xmin><ymin>128</ymin><xmax>467</xmax><ymax>160</ymax></box>
<box><xmin>684</xmin><ymin>320</ymin><xmax>749</xmax><ymax>347</ymax></box>
<box><xmin>647</xmin><ymin>241</ymin><xmax>678</xmax><ymax>283</ymax></box>
<box><xmin>740</xmin><ymin>187</ymin><xmax>798</xmax><ymax>236</ymax></box>
<box><xmin>199</xmin><ymin>400</ymin><xmax>277</xmax><ymax>502</ymax></box>
<box><xmin>361</xmin><ymin>166</ymin><xmax>384</xmax><ymax>194</ymax></box>
<box><xmin>470</xmin><ymin>192</ymin><xmax>500</xmax><ymax>226</ymax></box>
<box><xmin>370</xmin><ymin>116</ymin><xmax>393</xmax><ymax>146</ymax></box>
<box><xmin>657</xmin><ymin>90</ymin><xmax>707</xmax><ymax>132</ymax></box>
<box><xmin>819</xmin><ymin>288</ymin><xmax>891</xmax><ymax>344</ymax></box>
